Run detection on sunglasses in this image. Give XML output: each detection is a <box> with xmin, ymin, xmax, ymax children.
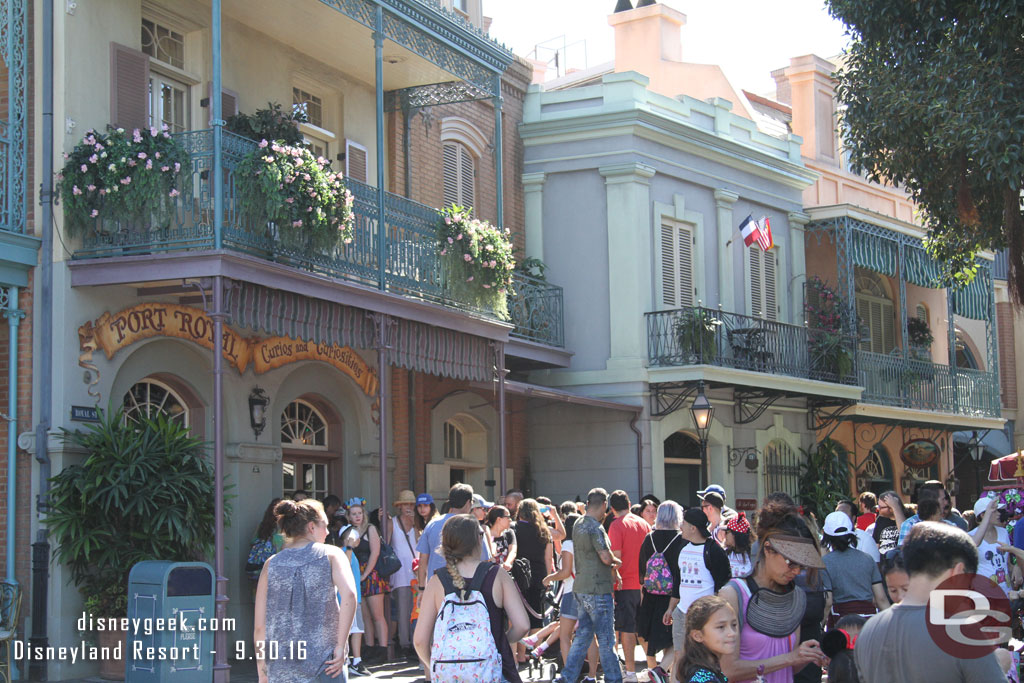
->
<box><xmin>766</xmin><ymin>544</ymin><xmax>805</xmax><ymax>571</ymax></box>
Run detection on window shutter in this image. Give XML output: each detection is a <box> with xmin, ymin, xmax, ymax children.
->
<box><xmin>764</xmin><ymin>250</ymin><xmax>777</xmax><ymax>321</ymax></box>
<box><xmin>660</xmin><ymin>222</ymin><xmax>694</xmax><ymax>308</ymax></box>
<box><xmin>882</xmin><ymin>302</ymin><xmax>895</xmax><ymax>353</ymax></box>
<box><xmin>750</xmin><ymin>247</ymin><xmax>763</xmax><ymax>317</ymax></box>
<box><xmin>442</xmin><ymin>143</ymin><xmax>459</xmax><ymax>208</ymax></box>
<box><xmin>345</xmin><ymin>140</ymin><xmax>367</xmax><ymax>183</ymax></box>
<box><xmin>459</xmin><ymin>144</ymin><xmax>475</xmax><ymax>211</ymax></box>
<box><xmin>660</xmin><ymin>224</ymin><xmax>676</xmax><ymax>307</ymax></box>
<box><xmin>207</xmin><ymin>83</ymin><xmax>239</xmax><ymax>118</ymax></box>
<box><xmin>856</xmin><ymin>297</ymin><xmax>871</xmax><ymax>351</ymax></box>
<box><xmin>110</xmin><ymin>42</ymin><xmax>150</xmax><ymax>130</ymax></box>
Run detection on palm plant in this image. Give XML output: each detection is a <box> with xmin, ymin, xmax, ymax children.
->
<box><xmin>798</xmin><ymin>438</ymin><xmax>851</xmax><ymax>519</ymax></box>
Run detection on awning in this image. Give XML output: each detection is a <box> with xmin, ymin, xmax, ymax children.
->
<box><xmin>227</xmin><ymin>281</ymin><xmax>492</xmax><ymax>382</ymax></box>
<box><xmin>953</xmin><ymin>266</ymin><xmax>992</xmax><ymax>321</ymax></box>
<box><xmin>851</xmin><ymin>228</ymin><xmax>898</xmax><ymax>277</ymax></box>
<box><xmin>904</xmin><ymin>245</ymin><xmax>942</xmax><ymax>288</ymax></box>
<box><xmin>471</xmin><ymin>379</ymin><xmax>642</xmax><ymax>413</ymax></box>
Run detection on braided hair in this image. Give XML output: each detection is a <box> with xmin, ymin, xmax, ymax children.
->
<box><xmin>441</xmin><ymin>514</ymin><xmax>483</xmax><ymax>593</ymax></box>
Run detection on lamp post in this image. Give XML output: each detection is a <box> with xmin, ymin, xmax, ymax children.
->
<box><xmin>690</xmin><ymin>382</ymin><xmax>714</xmax><ymax>490</ymax></box>
<box><xmin>968</xmin><ymin>431</ymin><xmax>986</xmax><ymax>502</ymax></box>
<box><xmin>248</xmin><ymin>387</ymin><xmax>270</xmax><ymax>439</ymax></box>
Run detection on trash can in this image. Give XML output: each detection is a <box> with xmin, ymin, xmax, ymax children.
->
<box><xmin>126</xmin><ymin>561</ymin><xmax>216</xmax><ymax>682</ymax></box>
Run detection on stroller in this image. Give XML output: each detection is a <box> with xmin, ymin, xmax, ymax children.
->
<box><xmin>511</xmin><ymin>557</ymin><xmax>565</xmax><ymax>682</ymax></box>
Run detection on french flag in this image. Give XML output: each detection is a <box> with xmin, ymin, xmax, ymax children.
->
<box><xmin>739</xmin><ymin>214</ymin><xmax>773</xmax><ymax>252</ymax></box>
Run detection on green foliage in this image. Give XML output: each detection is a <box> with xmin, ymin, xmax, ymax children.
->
<box><xmin>437</xmin><ymin>205</ymin><xmax>516</xmax><ymax>319</ymax></box>
<box><xmin>236</xmin><ymin>141</ymin><xmax>355</xmax><ymax>251</ymax></box>
<box><xmin>805</xmin><ymin>277</ymin><xmax>854</xmax><ymax>379</ymax></box>
<box><xmin>907</xmin><ymin>317</ymin><xmax>934</xmax><ymax>349</ymax></box>
<box><xmin>799</xmin><ymin>438</ymin><xmax>851</xmax><ymax>519</ymax></box>
<box><xmin>57</xmin><ymin>126</ymin><xmax>191</xmax><ymax>236</ymax></box>
<box><xmin>827</xmin><ymin>0</ymin><xmax>1024</xmax><ymax>302</ymax></box>
<box><xmin>225</xmin><ymin>102</ymin><xmax>306</xmax><ymax>147</ymax></box>
<box><xmin>516</xmin><ymin>256</ymin><xmax>547</xmax><ymax>281</ymax></box>
<box><xmin>49</xmin><ymin>408</ymin><xmax>225</xmax><ymax>617</ymax></box>
<box><xmin>673</xmin><ymin>308</ymin><xmax>721</xmax><ymax>360</ymax></box>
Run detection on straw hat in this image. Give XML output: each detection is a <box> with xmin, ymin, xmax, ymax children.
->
<box><xmin>393</xmin><ymin>489</ymin><xmax>417</xmax><ymax>506</ymax></box>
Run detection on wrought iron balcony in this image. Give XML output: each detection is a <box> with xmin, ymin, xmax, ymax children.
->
<box><xmin>646</xmin><ymin>306</ymin><xmax>858</xmax><ymax>384</ymax></box>
<box><xmin>71</xmin><ymin>129</ymin><xmax>564</xmax><ymax>347</ymax></box>
<box><xmin>857</xmin><ymin>350</ymin><xmax>1000</xmax><ymax>417</ymax></box>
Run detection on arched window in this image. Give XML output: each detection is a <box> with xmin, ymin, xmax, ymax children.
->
<box><xmin>764</xmin><ymin>439</ymin><xmax>800</xmax><ymax>499</ymax></box>
<box><xmin>916</xmin><ymin>303</ymin><xmax>928</xmax><ymax>323</ymax></box>
<box><xmin>954</xmin><ymin>330</ymin><xmax>980</xmax><ymax>370</ymax></box>
<box><xmin>280</xmin><ymin>399</ymin><xmax>328</xmax><ymax>449</ymax></box>
<box><xmin>860</xmin><ymin>444</ymin><xmax>894</xmax><ymax>495</ymax></box>
<box><xmin>442</xmin><ymin>141</ymin><xmax>475</xmax><ymax>211</ymax></box>
<box><xmin>855</xmin><ymin>269</ymin><xmax>896</xmax><ymax>354</ymax></box>
<box><xmin>123</xmin><ymin>378</ymin><xmax>189</xmax><ymax>427</ymax></box>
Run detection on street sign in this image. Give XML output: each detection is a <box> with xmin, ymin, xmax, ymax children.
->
<box><xmin>70</xmin><ymin>405</ymin><xmax>99</xmax><ymax>422</ymax></box>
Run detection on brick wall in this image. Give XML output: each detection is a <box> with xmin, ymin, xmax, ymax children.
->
<box><xmin>387</xmin><ymin>58</ymin><xmax>532</xmax><ymax>256</ymax></box>
<box><xmin>998</xmin><ymin>301</ymin><xmax>1018</xmax><ymax>411</ymax></box>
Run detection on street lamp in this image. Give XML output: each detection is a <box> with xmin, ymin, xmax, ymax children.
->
<box><xmin>690</xmin><ymin>382</ymin><xmax>714</xmax><ymax>489</ymax></box>
<box><xmin>968</xmin><ymin>431</ymin><xmax>986</xmax><ymax>462</ymax></box>
<box><xmin>248</xmin><ymin>387</ymin><xmax>270</xmax><ymax>439</ymax></box>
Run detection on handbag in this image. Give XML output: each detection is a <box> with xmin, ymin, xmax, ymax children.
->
<box><xmin>371</xmin><ymin>528</ymin><xmax>402</xmax><ymax>578</ymax></box>
<box><xmin>397</xmin><ymin>519</ymin><xmax>420</xmax><ymax>573</ymax></box>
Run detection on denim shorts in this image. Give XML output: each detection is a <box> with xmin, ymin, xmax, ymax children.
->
<box><xmin>560</xmin><ymin>591</ymin><xmax>578</xmax><ymax>620</ymax></box>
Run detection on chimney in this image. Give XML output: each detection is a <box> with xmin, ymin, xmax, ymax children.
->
<box><xmin>526</xmin><ymin>57</ymin><xmax>548</xmax><ymax>85</ymax></box>
<box><xmin>614</xmin><ymin>0</ymin><xmax>634</xmax><ymax>12</ymax></box>
<box><xmin>783</xmin><ymin>55</ymin><xmax>837</xmax><ymax>162</ymax></box>
<box><xmin>608</xmin><ymin>2</ymin><xmax>685</xmax><ymax>68</ymax></box>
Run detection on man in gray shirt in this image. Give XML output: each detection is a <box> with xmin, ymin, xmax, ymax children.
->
<box><xmin>555</xmin><ymin>488</ymin><xmax>623</xmax><ymax>683</ymax></box>
<box><xmin>855</xmin><ymin>522</ymin><xmax>1005</xmax><ymax>682</ymax></box>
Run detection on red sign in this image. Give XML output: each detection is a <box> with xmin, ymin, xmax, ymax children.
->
<box><xmin>735</xmin><ymin>498</ymin><xmax>757</xmax><ymax>511</ymax></box>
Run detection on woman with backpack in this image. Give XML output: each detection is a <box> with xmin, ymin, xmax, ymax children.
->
<box><xmin>413</xmin><ymin>513</ymin><xmax>530</xmax><ymax>683</ymax></box>
<box><xmin>635</xmin><ymin>501</ymin><xmax>684</xmax><ymax>683</ymax></box>
<box><xmin>246</xmin><ymin>498</ymin><xmax>283</xmax><ymax>591</ymax></box>
<box><xmin>348</xmin><ymin>497</ymin><xmax>390</xmax><ymax>665</ymax></box>
<box><xmin>513</xmin><ymin>498</ymin><xmax>555</xmax><ymax>662</ymax></box>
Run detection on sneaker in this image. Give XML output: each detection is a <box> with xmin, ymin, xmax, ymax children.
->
<box><xmin>530</xmin><ymin>646</ymin><xmax>549</xmax><ymax>660</ymax></box>
<box><xmin>521</xmin><ymin>634</ymin><xmax>540</xmax><ymax>649</ymax></box>
<box><xmin>582</xmin><ymin>678</ymin><xmax>597</xmax><ymax>683</ymax></box>
<box><xmin>647</xmin><ymin>666</ymin><xmax>668</xmax><ymax>683</ymax></box>
<box><xmin>623</xmin><ymin>672</ymin><xmax>639</xmax><ymax>683</ymax></box>
<box><xmin>348</xmin><ymin>661</ymin><xmax>371</xmax><ymax>677</ymax></box>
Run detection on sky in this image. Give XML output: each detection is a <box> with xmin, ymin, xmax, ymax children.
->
<box><xmin>484</xmin><ymin>0</ymin><xmax>851</xmax><ymax>95</ymax></box>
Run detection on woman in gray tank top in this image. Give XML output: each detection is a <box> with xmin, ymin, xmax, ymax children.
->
<box><xmin>254</xmin><ymin>499</ymin><xmax>358</xmax><ymax>682</ymax></box>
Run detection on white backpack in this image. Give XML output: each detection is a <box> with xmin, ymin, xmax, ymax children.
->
<box><xmin>430</xmin><ymin>563</ymin><xmax>503</xmax><ymax>683</ymax></box>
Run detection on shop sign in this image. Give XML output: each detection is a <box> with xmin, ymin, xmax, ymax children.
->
<box><xmin>735</xmin><ymin>498</ymin><xmax>758</xmax><ymax>511</ymax></box>
<box><xmin>78</xmin><ymin>303</ymin><xmax>378</xmax><ymax>398</ymax></box>
<box><xmin>901</xmin><ymin>438</ymin><xmax>940</xmax><ymax>469</ymax></box>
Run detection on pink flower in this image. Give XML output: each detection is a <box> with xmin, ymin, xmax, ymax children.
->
<box><xmin>146</xmin><ymin>160</ymin><xmax>153</xmax><ymax>170</ymax></box>
<box><xmin>132</xmin><ymin>129</ymin><xmax>143</xmax><ymax>143</ymax></box>
<box><xmin>63</xmin><ymin>152</ymin><xmax>69</xmax><ymax>160</ymax></box>
<box><xmin>150</xmin><ymin>127</ymin><xmax>159</xmax><ymax>137</ymax></box>
<box><xmin>154</xmin><ymin>152</ymin><xmax>160</xmax><ymax>159</ymax></box>
<box><xmin>489</xmin><ymin>260</ymin><xmax>497</xmax><ymax>268</ymax></box>
<box><xmin>127</xmin><ymin>160</ymin><xmax>136</xmax><ymax>167</ymax></box>
<box><xmin>98</xmin><ymin>189</ymin><xmax>106</xmax><ymax>196</ymax></box>
<box><xmin>89</xmin><ymin>154</ymin><xmax>98</xmax><ymax>163</ymax></box>
<box><xmin>483</xmin><ymin>284</ymin><xmax>491</xmax><ymax>289</ymax></box>
<box><xmin>456</xmin><ymin>233</ymin><xmax>463</xmax><ymax>240</ymax></box>
<box><xmin>94</xmin><ymin>143</ymin><xmax>104</xmax><ymax>152</ymax></box>
<box><xmin>464</xmin><ymin>254</ymin><xmax>472</xmax><ymax>262</ymax></box>
<box><xmin>447</xmin><ymin>237</ymin><xmax>454</xmax><ymax>244</ymax></box>
<box><xmin>120</xmin><ymin>177</ymin><xmax>131</xmax><ymax>185</ymax></box>
<box><xmin>169</xmin><ymin>189</ymin><xmax>180</xmax><ymax>197</ymax></box>
<box><xmin>174</xmin><ymin>162</ymin><xmax>181</xmax><ymax>173</ymax></box>
<box><xmin>445</xmin><ymin>217</ymin><xmax>452</xmax><ymax>225</ymax></box>
<box><xmin>80</xmin><ymin>164</ymin><xmax>88</xmax><ymax>172</ymax></box>
<box><xmin>440</xmin><ymin>249</ymin><xmax>447</xmax><ymax>255</ymax></box>
<box><xmin>72</xmin><ymin>185</ymin><xmax>82</xmax><ymax>195</ymax></box>
<box><xmin>292</xmin><ymin>220</ymin><xmax>303</xmax><ymax>228</ymax></box>
<box><xmin>285</xmin><ymin>198</ymin><xmax>294</xmax><ymax>204</ymax></box>
<box><xmin>87</xmin><ymin>184</ymin><xmax>96</xmax><ymax>191</ymax></box>
<box><xmin>259</xmin><ymin>139</ymin><xmax>269</xmax><ymax>148</ymax></box>
<box><xmin>466</xmin><ymin>276</ymin><xmax>474</xmax><ymax>282</ymax></box>
<box><xmin>90</xmin><ymin>209</ymin><xmax>99</xmax><ymax>218</ymax></box>
<box><xmin>161</xmin><ymin>166</ymin><xmax>170</xmax><ymax>172</ymax></box>
<box><xmin>137</xmin><ymin>152</ymin><xmax>147</xmax><ymax>160</ymax></box>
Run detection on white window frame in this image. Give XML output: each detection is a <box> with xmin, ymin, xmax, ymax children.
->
<box><xmin>280</xmin><ymin>399</ymin><xmax>329</xmax><ymax>451</ymax></box>
<box><xmin>123</xmin><ymin>378</ymin><xmax>189</xmax><ymax>428</ymax></box>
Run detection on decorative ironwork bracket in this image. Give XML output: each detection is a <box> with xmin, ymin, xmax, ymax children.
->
<box><xmin>650</xmin><ymin>382</ymin><xmax>698</xmax><ymax>418</ymax></box>
<box><xmin>727</xmin><ymin>446</ymin><xmax>760</xmax><ymax>474</ymax></box>
<box><xmin>385</xmin><ymin>80</ymin><xmax>493</xmax><ymax>112</ymax></box>
<box><xmin>806</xmin><ymin>398</ymin><xmax>854</xmax><ymax>440</ymax></box>
<box><xmin>734</xmin><ymin>391</ymin><xmax>784</xmax><ymax>425</ymax></box>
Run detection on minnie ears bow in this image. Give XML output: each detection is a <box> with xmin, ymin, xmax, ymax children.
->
<box><xmin>726</xmin><ymin>512</ymin><xmax>750</xmax><ymax>534</ymax></box>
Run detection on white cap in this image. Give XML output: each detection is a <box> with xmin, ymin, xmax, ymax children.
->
<box><xmin>973</xmin><ymin>494</ymin><xmax>1005</xmax><ymax>518</ymax></box>
<box><xmin>823</xmin><ymin>510</ymin><xmax>854</xmax><ymax>536</ymax></box>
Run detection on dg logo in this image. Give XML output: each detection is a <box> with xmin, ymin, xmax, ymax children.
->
<box><xmin>926</xmin><ymin>573</ymin><xmax>1012</xmax><ymax>658</ymax></box>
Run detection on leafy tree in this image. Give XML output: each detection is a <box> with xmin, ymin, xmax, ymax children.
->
<box><xmin>798</xmin><ymin>438</ymin><xmax>850</xmax><ymax>519</ymax></box>
<box><xmin>827</xmin><ymin>0</ymin><xmax>1024</xmax><ymax>301</ymax></box>
<box><xmin>49</xmin><ymin>408</ymin><xmax>226</xmax><ymax>616</ymax></box>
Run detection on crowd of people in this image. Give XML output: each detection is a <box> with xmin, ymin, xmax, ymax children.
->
<box><xmin>248</xmin><ymin>481</ymin><xmax>1024</xmax><ymax>683</ymax></box>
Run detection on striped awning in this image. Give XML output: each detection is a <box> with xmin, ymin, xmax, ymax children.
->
<box><xmin>851</xmin><ymin>228</ymin><xmax>898</xmax><ymax>277</ymax></box>
<box><xmin>953</xmin><ymin>266</ymin><xmax>992</xmax><ymax>321</ymax></box>
<box><xmin>904</xmin><ymin>245</ymin><xmax>942</xmax><ymax>288</ymax></box>
<box><xmin>226</xmin><ymin>282</ymin><xmax>493</xmax><ymax>381</ymax></box>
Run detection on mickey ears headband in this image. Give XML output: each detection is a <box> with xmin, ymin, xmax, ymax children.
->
<box><xmin>346</xmin><ymin>497</ymin><xmax>367</xmax><ymax>508</ymax></box>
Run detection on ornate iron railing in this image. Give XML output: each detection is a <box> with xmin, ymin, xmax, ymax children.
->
<box><xmin>508</xmin><ymin>272</ymin><xmax>564</xmax><ymax>347</ymax></box>
<box><xmin>72</xmin><ymin>129</ymin><xmax>564</xmax><ymax>347</ymax></box>
<box><xmin>857</xmin><ymin>350</ymin><xmax>1000</xmax><ymax>417</ymax></box>
<box><xmin>646</xmin><ymin>306</ymin><xmax>858</xmax><ymax>384</ymax></box>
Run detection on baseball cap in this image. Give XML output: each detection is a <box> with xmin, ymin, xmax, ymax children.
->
<box><xmin>416</xmin><ymin>493</ymin><xmax>434</xmax><ymax>506</ymax></box>
<box><xmin>823</xmin><ymin>511</ymin><xmax>854</xmax><ymax>536</ymax></box>
<box><xmin>697</xmin><ymin>484</ymin><xmax>727</xmax><ymax>501</ymax></box>
<box><xmin>472</xmin><ymin>494</ymin><xmax>493</xmax><ymax>510</ymax></box>
<box><xmin>683</xmin><ymin>508</ymin><xmax>711</xmax><ymax>538</ymax></box>
<box><xmin>973</xmin><ymin>494</ymin><xmax>1005</xmax><ymax>518</ymax></box>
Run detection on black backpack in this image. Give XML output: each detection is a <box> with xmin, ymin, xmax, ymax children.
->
<box><xmin>509</xmin><ymin>557</ymin><xmax>532</xmax><ymax>594</ymax></box>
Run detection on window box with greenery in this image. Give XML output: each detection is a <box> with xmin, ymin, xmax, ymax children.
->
<box><xmin>437</xmin><ymin>205</ymin><xmax>516</xmax><ymax>319</ymax></box>
<box><xmin>58</xmin><ymin>126</ymin><xmax>191</xmax><ymax>236</ymax></box>
<box><xmin>48</xmin><ymin>409</ymin><xmax>224</xmax><ymax>671</ymax></box>
<box><xmin>672</xmin><ymin>308</ymin><xmax>721</xmax><ymax>362</ymax></box>
<box><xmin>805</xmin><ymin>277</ymin><xmax>855</xmax><ymax>381</ymax></box>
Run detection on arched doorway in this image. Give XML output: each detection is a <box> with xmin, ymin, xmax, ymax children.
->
<box><xmin>858</xmin><ymin>444</ymin><xmax>894</xmax><ymax>496</ymax></box>
<box><xmin>280</xmin><ymin>397</ymin><xmax>342</xmax><ymax>500</ymax></box>
<box><xmin>664</xmin><ymin>431</ymin><xmax>701</xmax><ymax>508</ymax></box>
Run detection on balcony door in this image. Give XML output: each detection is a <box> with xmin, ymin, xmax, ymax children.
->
<box><xmin>855</xmin><ymin>269</ymin><xmax>896</xmax><ymax>354</ymax></box>
<box><xmin>663</xmin><ymin>431</ymin><xmax>701</xmax><ymax>508</ymax></box>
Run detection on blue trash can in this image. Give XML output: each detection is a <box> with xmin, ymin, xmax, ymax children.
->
<box><xmin>126</xmin><ymin>561</ymin><xmax>216</xmax><ymax>682</ymax></box>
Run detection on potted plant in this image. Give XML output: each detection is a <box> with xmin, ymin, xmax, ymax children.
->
<box><xmin>57</xmin><ymin>126</ymin><xmax>191</xmax><ymax>236</ymax></box>
<box><xmin>225</xmin><ymin>102</ymin><xmax>307</xmax><ymax>146</ymax></box>
<box><xmin>235</xmin><ymin>139</ymin><xmax>355</xmax><ymax>252</ymax></box>
<box><xmin>804</xmin><ymin>277</ymin><xmax>856</xmax><ymax>381</ymax></box>
<box><xmin>437</xmin><ymin>205</ymin><xmax>516</xmax><ymax>319</ymax></box>
<box><xmin>673</xmin><ymin>308</ymin><xmax>721</xmax><ymax>361</ymax></box>
<box><xmin>907</xmin><ymin>316</ymin><xmax>934</xmax><ymax>361</ymax></box>
<box><xmin>48</xmin><ymin>409</ymin><xmax>224</xmax><ymax>680</ymax></box>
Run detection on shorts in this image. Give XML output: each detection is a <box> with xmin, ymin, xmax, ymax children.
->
<box><xmin>614</xmin><ymin>589</ymin><xmax>641</xmax><ymax>633</ymax></box>
<box><xmin>671</xmin><ymin>607</ymin><xmax>686</xmax><ymax>652</ymax></box>
<box><xmin>560</xmin><ymin>591</ymin><xmax>578</xmax><ymax>620</ymax></box>
<box><xmin>350</xmin><ymin>605</ymin><xmax>365</xmax><ymax>635</ymax></box>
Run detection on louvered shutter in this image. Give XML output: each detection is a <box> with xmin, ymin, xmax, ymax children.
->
<box><xmin>750</xmin><ymin>247</ymin><xmax>764</xmax><ymax>318</ymax></box>
<box><xmin>459</xmin><ymin>145</ymin><xmax>475</xmax><ymax>210</ymax></box>
<box><xmin>856</xmin><ymin>297</ymin><xmax>871</xmax><ymax>351</ymax></box>
<box><xmin>345</xmin><ymin>140</ymin><xmax>367</xmax><ymax>183</ymax></box>
<box><xmin>881</xmin><ymin>301</ymin><xmax>895</xmax><ymax>353</ymax></box>
<box><xmin>443</xmin><ymin>143</ymin><xmax>459</xmax><ymax>208</ymax></box>
<box><xmin>207</xmin><ymin>83</ymin><xmax>239</xmax><ymax>118</ymax></box>
<box><xmin>764</xmin><ymin>250</ymin><xmax>777</xmax><ymax>321</ymax></box>
<box><xmin>110</xmin><ymin>42</ymin><xmax>150</xmax><ymax>130</ymax></box>
<box><xmin>660</xmin><ymin>222</ymin><xmax>694</xmax><ymax>308</ymax></box>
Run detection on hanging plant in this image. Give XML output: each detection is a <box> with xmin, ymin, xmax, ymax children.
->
<box><xmin>805</xmin><ymin>276</ymin><xmax>855</xmax><ymax>380</ymax></box>
<box><xmin>236</xmin><ymin>140</ymin><xmax>355</xmax><ymax>252</ymax></box>
<box><xmin>907</xmin><ymin>316</ymin><xmax>934</xmax><ymax>348</ymax></box>
<box><xmin>57</xmin><ymin>126</ymin><xmax>191</xmax><ymax>236</ymax></box>
<box><xmin>437</xmin><ymin>205</ymin><xmax>516</xmax><ymax>319</ymax></box>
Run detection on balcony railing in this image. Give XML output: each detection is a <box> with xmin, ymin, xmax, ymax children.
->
<box><xmin>857</xmin><ymin>350</ymin><xmax>1000</xmax><ymax>417</ymax></box>
<box><xmin>646</xmin><ymin>306</ymin><xmax>858</xmax><ymax>384</ymax></box>
<box><xmin>71</xmin><ymin>129</ymin><xmax>564</xmax><ymax>348</ymax></box>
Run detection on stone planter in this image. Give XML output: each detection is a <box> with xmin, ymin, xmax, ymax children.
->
<box><xmin>97</xmin><ymin>629</ymin><xmax>126</xmax><ymax>681</ymax></box>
